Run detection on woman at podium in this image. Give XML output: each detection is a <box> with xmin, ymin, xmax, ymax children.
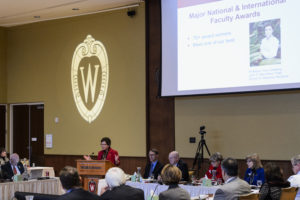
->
<box><xmin>84</xmin><ymin>137</ymin><xmax>120</xmax><ymax>166</ymax></box>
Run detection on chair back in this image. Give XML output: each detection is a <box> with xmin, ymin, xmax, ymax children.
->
<box><xmin>239</xmin><ymin>193</ymin><xmax>259</xmax><ymax>200</ymax></box>
<box><xmin>280</xmin><ymin>187</ymin><xmax>298</xmax><ymax>200</ymax></box>
<box><xmin>14</xmin><ymin>191</ymin><xmax>60</xmax><ymax>200</ymax></box>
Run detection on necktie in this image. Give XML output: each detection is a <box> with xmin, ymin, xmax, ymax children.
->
<box><xmin>150</xmin><ymin>163</ymin><xmax>154</xmax><ymax>176</ymax></box>
<box><xmin>13</xmin><ymin>166</ymin><xmax>17</xmax><ymax>175</ymax></box>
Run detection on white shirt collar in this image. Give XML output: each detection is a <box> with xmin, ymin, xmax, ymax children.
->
<box><xmin>225</xmin><ymin>176</ymin><xmax>236</xmax><ymax>184</ymax></box>
<box><xmin>10</xmin><ymin>164</ymin><xmax>21</xmax><ymax>175</ymax></box>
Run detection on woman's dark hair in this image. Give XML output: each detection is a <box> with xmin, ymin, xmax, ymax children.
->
<box><xmin>101</xmin><ymin>137</ymin><xmax>111</xmax><ymax>146</ymax></box>
<box><xmin>0</xmin><ymin>147</ymin><xmax>6</xmax><ymax>154</ymax></box>
<box><xmin>264</xmin><ymin>162</ymin><xmax>284</xmax><ymax>183</ymax></box>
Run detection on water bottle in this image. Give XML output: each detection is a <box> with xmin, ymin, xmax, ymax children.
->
<box><xmin>22</xmin><ymin>164</ymin><xmax>29</xmax><ymax>180</ymax></box>
<box><xmin>136</xmin><ymin>167</ymin><xmax>142</xmax><ymax>182</ymax></box>
<box><xmin>212</xmin><ymin>169</ymin><xmax>217</xmax><ymax>181</ymax></box>
<box><xmin>131</xmin><ymin>172</ymin><xmax>137</xmax><ymax>182</ymax></box>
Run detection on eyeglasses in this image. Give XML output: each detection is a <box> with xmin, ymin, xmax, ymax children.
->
<box><xmin>101</xmin><ymin>143</ymin><xmax>108</xmax><ymax>146</ymax></box>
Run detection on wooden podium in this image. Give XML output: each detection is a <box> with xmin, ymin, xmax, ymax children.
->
<box><xmin>76</xmin><ymin>160</ymin><xmax>114</xmax><ymax>193</ymax></box>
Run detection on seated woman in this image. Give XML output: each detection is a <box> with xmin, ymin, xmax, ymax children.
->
<box><xmin>205</xmin><ymin>152</ymin><xmax>223</xmax><ymax>182</ymax></box>
<box><xmin>0</xmin><ymin>148</ymin><xmax>9</xmax><ymax>178</ymax></box>
<box><xmin>244</xmin><ymin>153</ymin><xmax>265</xmax><ymax>185</ymax></box>
<box><xmin>0</xmin><ymin>148</ymin><xmax>9</xmax><ymax>166</ymax></box>
<box><xmin>84</xmin><ymin>137</ymin><xmax>120</xmax><ymax>166</ymax></box>
<box><xmin>259</xmin><ymin>162</ymin><xmax>290</xmax><ymax>200</ymax></box>
<box><xmin>159</xmin><ymin>164</ymin><xmax>190</xmax><ymax>200</ymax></box>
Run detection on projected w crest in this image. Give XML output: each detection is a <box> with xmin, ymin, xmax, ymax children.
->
<box><xmin>81</xmin><ymin>64</ymin><xmax>99</xmax><ymax>103</ymax></box>
<box><xmin>71</xmin><ymin>35</ymin><xmax>109</xmax><ymax>123</ymax></box>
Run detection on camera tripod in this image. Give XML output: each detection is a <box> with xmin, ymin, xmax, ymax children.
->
<box><xmin>192</xmin><ymin>126</ymin><xmax>211</xmax><ymax>176</ymax></box>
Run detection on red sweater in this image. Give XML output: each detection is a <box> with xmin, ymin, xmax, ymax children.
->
<box><xmin>205</xmin><ymin>164</ymin><xmax>223</xmax><ymax>181</ymax></box>
<box><xmin>97</xmin><ymin>148</ymin><xmax>120</xmax><ymax>166</ymax></box>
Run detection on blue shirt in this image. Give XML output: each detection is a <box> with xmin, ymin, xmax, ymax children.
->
<box><xmin>149</xmin><ymin>160</ymin><xmax>158</xmax><ymax>177</ymax></box>
<box><xmin>244</xmin><ymin>167</ymin><xmax>265</xmax><ymax>185</ymax></box>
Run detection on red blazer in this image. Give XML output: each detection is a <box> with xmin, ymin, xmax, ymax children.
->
<box><xmin>97</xmin><ymin>148</ymin><xmax>120</xmax><ymax>166</ymax></box>
<box><xmin>205</xmin><ymin>164</ymin><xmax>223</xmax><ymax>181</ymax></box>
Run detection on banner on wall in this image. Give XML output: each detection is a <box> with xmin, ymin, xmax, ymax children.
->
<box><xmin>71</xmin><ymin>35</ymin><xmax>109</xmax><ymax>123</ymax></box>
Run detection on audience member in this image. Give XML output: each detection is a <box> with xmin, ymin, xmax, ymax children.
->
<box><xmin>143</xmin><ymin>148</ymin><xmax>164</xmax><ymax>179</ymax></box>
<box><xmin>259</xmin><ymin>162</ymin><xmax>290</xmax><ymax>200</ymax></box>
<box><xmin>205</xmin><ymin>152</ymin><xmax>223</xmax><ymax>181</ymax></box>
<box><xmin>57</xmin><ymin>166</ymin><xmax>101</xmax><ymax>200</ymax></box>
<box><xmin>168</xmin><ymin>151</ymin><xmax>189</xmax><ymax>182</ymax></box>
<box><xmin>84</xmin><ymin>137</ymin><xmax>120</xmax><ymax>166</ymax></box>
<box><xmin>0</xmin><ymin>147</ymin><xmax>9</xmax><ymax>178</ymax></box>
<box><xmin>100</xmin><ymin>167</ymin><xmax>144</xmax><ymax>200</ymax></box>
<box><xmin>159</xmin><ymin>164</ymin><xmax>190</xmax><ymax>200</ymax></box>
<box><xmin>214</xmin><ymin>157</ymin><xmax>251</xmax><ymax>200</ymax></box>
<box><xmin>244</xmin><ymin>153</ymin><xmax>265</xmax><ymax>185</ymax></box>
<box><xmin>288</xmin><ymin>154</ymin><xmax>300</xmax><ymax>200</ymax></box>
<box><xmin>1</xmin><ymin>153</ymin><xmax>24</xmax><ymax>180</ymax></box>
<box><xmin>0</xmin><ymin>147</ymin><xmax>9</xmax><ymax>165</ymax></box>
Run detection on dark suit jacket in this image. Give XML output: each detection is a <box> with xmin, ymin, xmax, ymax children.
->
<box><xmin>100</xmin><ymin>184</ymin><xmax>144</xmax><ymax>200</ymax></box>
<box><xmin>177</xmin><ymin>159</ymin><xmax>189</xmax><ymax>182</ymax></box>
<box><xmin>1</xmin><ymin>161</ymin><xmax>24</xmax><ymax>180</ymax></box>
<box><xmin>56</xmin><ymin>188</ymin><xmax>101</xmax><ymax>200</ymax></box>
<box><xmin>143</xmin><ymin>161</ymin><xmax>164</xmax><ymax>179</ymax></box>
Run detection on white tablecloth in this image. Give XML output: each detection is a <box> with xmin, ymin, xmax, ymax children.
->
<box><xmin>126</xmin><ymin>181</ymin><xmax>219</xmax><ymax>199</ymax></box>
<box><xmin>0</xmin><ymin>178</ymin><xmax>64</xmax><ymax>200</ymax></box>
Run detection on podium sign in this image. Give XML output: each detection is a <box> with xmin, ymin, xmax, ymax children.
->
<box><xmin>76</xmin><ymin>160</ymin><xmax>114</xmax><ymax>193</ymax></box>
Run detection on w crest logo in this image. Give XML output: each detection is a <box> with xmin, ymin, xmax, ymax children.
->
<box><xmin>80</xmin><ymin>64</ymin><xmax>99</xmax><ymax>103</ymax></box>
<box><xmin>71</xmin><ymin>35</ymin><xmax>109</xmax><ymax>123</ymax></box>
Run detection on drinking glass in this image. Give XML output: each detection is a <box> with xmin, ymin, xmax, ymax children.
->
<box><xmin>217</xmin><ymin>178</ymin><xmax>223</xmax><ymax>185</ymax></box>
<box><xmin>257</xmin><ymin>180</ymin><xmax>262</xmax><ymax>187</ymax></box>
<box><xmin>191</xmin><ymin>175</ymin><xmax>196</xmax><ymax>183</ymax></box>
<box><xmin>150</xmin><ymin>174</ymin><xmax>154</xmax><ymax>180</ymax></box>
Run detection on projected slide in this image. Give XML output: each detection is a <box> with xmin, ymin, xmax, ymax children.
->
<box><xmin>161</xmin><ymin>0</ymin><xmax>300</xmax><ymax>96</ymax></box>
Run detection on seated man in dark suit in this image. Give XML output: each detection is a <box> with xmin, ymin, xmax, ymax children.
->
<box><xmin>143</xmin><ymin>148</ymin><xmax>164</xmax><ymax>179</ymax></box>
<box><xmin>168</xmin><ymin>151</ymin><xmax>189</xmax><ymax>182</ymax></box>
<box><xmin>57</xmin><ymin>166</ymin><xmax>101</xmax><ymax>200</ymax></box>
<box><xmin>1</xmin><ymin>153</ymin><xmax>24</xmax><ymax>180</ymax></box>
<box><xmin>100</xmin><ymin>167</ymin><xmax>144</xmax><ymax>200</ymax></box>
<box><xmin>214</xmin><ymin>158</ymin><xmax>251</xmax><ymax>200</ymax></box>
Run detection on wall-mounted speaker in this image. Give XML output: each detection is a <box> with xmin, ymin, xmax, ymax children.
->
<box><xmin>127</xmin><ymin>10</ymin><xmax>136</xmax><ymax>17</ymax></box>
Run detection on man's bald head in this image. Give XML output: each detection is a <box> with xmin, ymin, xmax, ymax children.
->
<box><xmin>169</xmin><ymin>151</ymin><xmax>180</xmax><ymax>165</ymax></box>
<box><xmin>10</xmin><ymin>153</ymin><xmax>19</xmax><ymax>166</ymax></box>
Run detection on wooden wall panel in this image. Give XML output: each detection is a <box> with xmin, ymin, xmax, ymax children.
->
<box><xmin>146</xmin><ymin>0</ymin><xmax>175</xmax><ymax>162</ymax></box>
<box><xmin>44</xmin><ymin>155</ymin><xmax>147</xmax><ymax>176</ymax></box>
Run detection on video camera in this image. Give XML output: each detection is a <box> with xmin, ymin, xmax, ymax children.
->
<box><xmin>199</xmin><ymin>126</ymin><xmax>206</xmax><ymax>135</ymax></box>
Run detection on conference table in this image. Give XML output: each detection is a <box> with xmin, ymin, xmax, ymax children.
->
<box><xmin>126</xmin><ymin>181</ymin><xmax>219</xmax><ymax>199</ymax></box>
<box><xmin>0</xmin><ymin>178</ymin><xmax>64</xmax><ymax>200</ymax></box>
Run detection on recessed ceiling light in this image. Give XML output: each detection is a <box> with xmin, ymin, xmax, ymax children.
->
<box><xmin>33</xmin><ymin>16</ymin><xmax>40</xmax><ymax>19</ymax></box>
<box><xmin>72</xmin><ymin>8</ymin><xmax>80</xmax><ymax>11</ymax></box>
